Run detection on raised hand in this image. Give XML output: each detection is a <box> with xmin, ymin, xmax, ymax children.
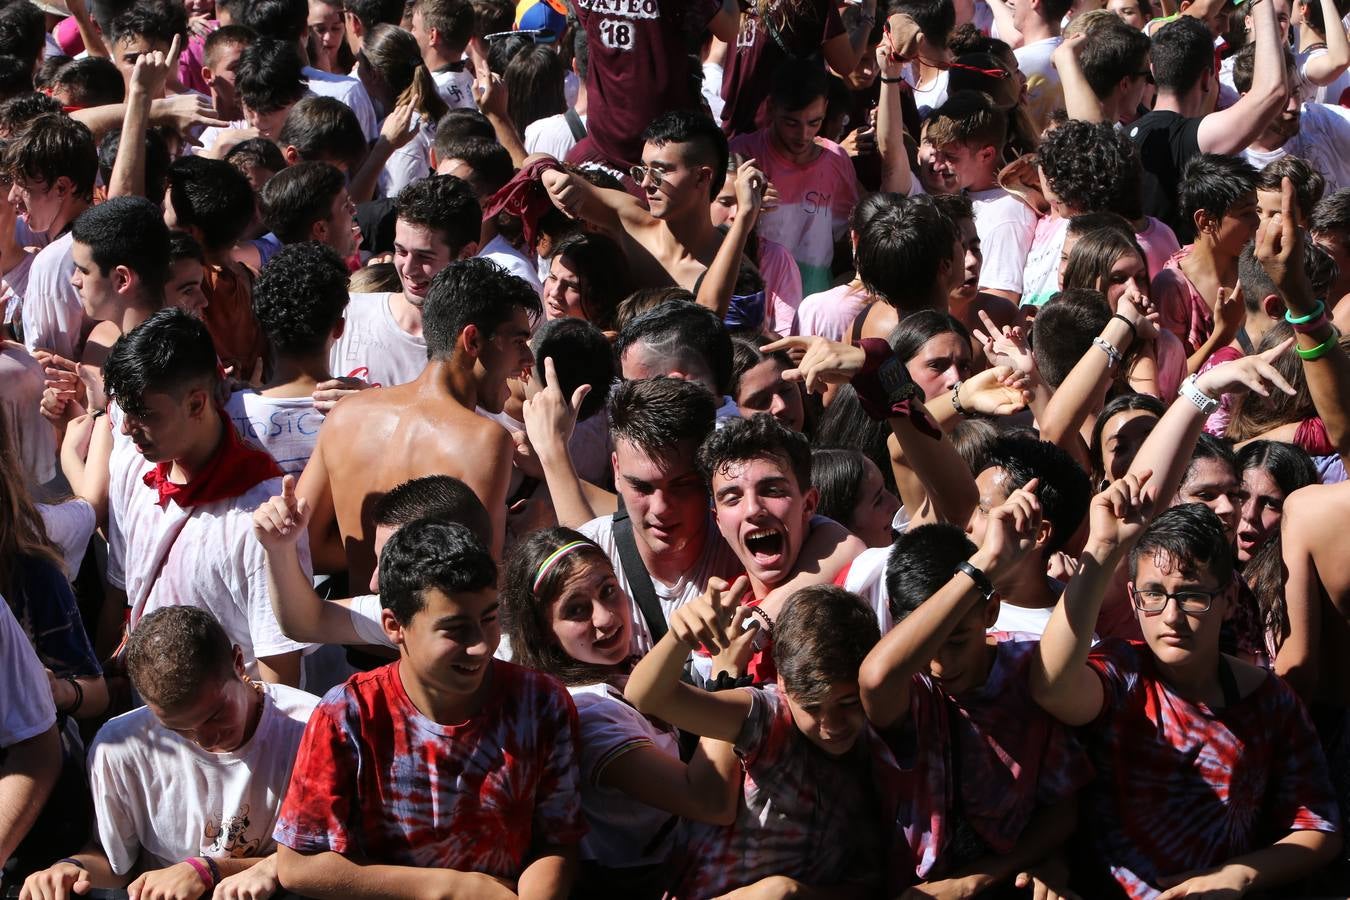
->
<box><xmin>732</xmin><ymin>157</ymin><xmax>768</xmax><ymax>226</ymax></box>
<box><xmin>1210</xmin><ymin>284</ymin><xmax>1245</xmax><ymax>343</ymax></box>
<box><xmin>975</xmin><ymin>478</ymin><xmax>1043</xmax><ymax>581</ymax></box>
<box><xmin>1086</xmin><ymin>470</ymin><xmax>1155</xmax><ymax>557</ymax></box>
<box><xmin>474</xmin><ymin>70</ymin><xmax>508</xmax><ymax>120</ymax></box>
<box><xmin>151</xmin><ymin>93</ymin><xmax>231</xmax><ymax>141</ymax></box>
<box><xmin>958</xmin><ymin>365</ymin><xmax>1032</xmax><ymax>416</ymax></box>
<box><xmin>522</xmin><ymin>356</ymin><xmax>591</xmax><ymax>459</ymax></box>
<box><xmin>378</xmin><ymin>99</ymin><xmax>419</xmax><ymax>150</ymax></box>
<box><xmin>761</xmin><ymin>335</ymin><xmax>867</xmax><ymax>394</ymax></box>
<box><xmin>973</xmin><ymin>309</ymin><xmax>1036</xmax><ymax>378</ymax></box>
<box><xmin>251</xmin><ymin>474</ymin><xmax>311</xmax><ymax>550</ymax></box>
<box><xmin>1117</xmin><ymin>284</ymin><xmax>1159</xmax><ymax>343</ymax></box>
<box><xmin>541</xmin><ymin>167</ymin><xmax>581</xmax><ymax>218</ymax></box>
<box><xmin>669</xmin><ymin>576</ymin><xmax>749</xmax><ymax>654</ymax></box>
<box><xmin>1254</xmin><ymin>175</ymin><xmax>1314</xmax><ymax>313</ymax></box>
<box><xmin>1194</xmin><ymin>336</ymin><xmax>1297</xmax><ymax>399</ymax></box>
<box><xmin>130</xmin><ymin>33</ymin><xmax>182</xmax><ymax>99</ymax></box>
<box><xmin>876</xmin><ymin>27</ymin><xmax>904</xmax><ymax>80</ymax></box>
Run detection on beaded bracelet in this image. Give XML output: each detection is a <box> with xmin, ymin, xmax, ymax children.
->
<box><xmin>951</xmin><ymin>380</ymin><xmax>971</xmax><ymax>416</ymax></box>
<box><xmin>1286</xmin><ymin>300</ymin><xmax>1326</xmax><ymax>326</ymax></box>
<box><xmin>1296</xmin><ymin>325</ymin><xmax>1342</xmax><ymax>361</ymax></box>
<box><xmin>1093</xmin><ymin>336</ymin><xmax>1123</xmax><ymax>367</ymax></box>
<box><xmin>183</xmin><ymin>857</ymin><xmax>216</xmax><ymax>892</ymax></box>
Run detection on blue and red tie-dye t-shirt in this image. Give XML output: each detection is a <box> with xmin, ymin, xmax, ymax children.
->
<box><xmin>888</xmin><ymin>634</ymin><xmax>1094</xmax><ymax>880</ymax></box>
<box><xmin>273</xmin><ymin>659</ymin><xmax>586</xmax><ymax>878</ymax></box>
<box><xmin>1082</xmin><ymin>639</ymin><xmax>1340</xmax><ymax>899</ymax></box>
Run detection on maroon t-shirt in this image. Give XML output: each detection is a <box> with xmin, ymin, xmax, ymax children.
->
<box><xmin>573</xmin><ymin>0</ymin><xmax>722</xmax><ymax>169</ymax></box>
<box><xmin>720</xmin><ymin>0</ymin><xmax>846</xmax><ymax>137</ymax></box>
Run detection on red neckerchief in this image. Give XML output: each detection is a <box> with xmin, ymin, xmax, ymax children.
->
<box><xmin>142</xmin><ymin>413</ymin><xmax>283</xmax><ymax>509</ymax></box>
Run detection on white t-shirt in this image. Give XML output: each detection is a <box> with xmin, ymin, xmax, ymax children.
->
<box><xmin>1019</xmin><ymin>215</ymin><xmax>1069</xmax><ymax>308</ymax></box>
<box><xmin>39</xmin><ymin>499</ymin><xmax>96</xmax><ymax>580</ymax></box>
<box><xmin>19</xmin><ymin>232</ymin><xmax>80</xmax><ymax>359</ymax></box>
<box><xmin>106</xmin><ymin>432</ymin><xmax>311</xmax><ymax>678</ymax></box>
<box><xmin>1241</xmin><ymin>102</ymin><xmax>1350</xmax><ymax>193</ymax></box>
<box><xmin>1297</xmin><ymin>47</ymin><xmax>1350</xmax><ymax>106</ymax></box>
<box><xmin>479</xmin><ymin>235</ymin><xmax>544</xmax><ymax>293</ymax></box>
<box><xmin>525</xmin><ymin>111</ymin><xmax>588</xmax><ymax>161</ymax></box>
<box><xmin>327</xmin><ymin>292</ymin><xmax>427</xmax><ymax>388</ymax></box>
<box><xmin>225</xmin><ymin>390</ymin><xmax>324</xmax><ymax>477</ymax></box>
<box><xmin>90</xmin><ymin>682</ymin><xmax>318</xmax><ymax>874</ymax></box>
<box><xmin>1</xmin><ymin>342</ymin><xmax>55</xmax><ymax>487</ymax></box>
<box><xmin>568</xmin><ymin>680</ymin><xmax>682</xmax><ymax>868</ymax></box>
<box><xmin>702</xmin><ymin>61</ymin><xmax>725</xmax><ymax>122</ymax></box>
<box><xmin>991</xmin><ymin>603</ymin><xmax>1054</xmax><ymax>636</ymax></box>
<box><xmin>905</xmin><ymin>66</ymin><xmax>949</xmax><ymax>118</ymax></box>
<box><xmin>380</xmin><ymin>117</ymin><xmax>434</xmax><ymax>200</ymax></box>
<box><xmin>1013</xmin><ymin>36</ymin><xmax>1064</xmax><ymax>129</ymax></box>
<box><xmin>432</xmin><ymin>67</ymin><xmax>477</xmax><ymax>111</ymax></box>
<box><xmin>841</xmin><ymin>546</ymin><xmax>894</xmax><ymax>635</ymax></box>
<box><xmin>970</xmin><ymin>187</ymin><xmax>1039</xmax><ymax>296</ymax></box>
<box><xmin>302</xmin><ymin>66</ymin><xmax>378</xmax><ymax>141</ymax></box>
<box><xmin>0</xmin><ymin>598</ymin><xmax>56</xmax><ymax>748</ymax></box>
<box><xmin>578</xmin><ymin>514</ymin><xmax>741</xmax><ymax>654</ymax></box>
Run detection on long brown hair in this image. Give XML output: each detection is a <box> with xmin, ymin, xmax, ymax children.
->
<box><xmin>1226</xmin><ymin>323</ymin><xmax>1340</xmax><ymax>442</ymax></box>
<box><xmin>0</xmin><ymin>405</ymin><xmax>62</xmax><ymax>595</ymax></box>
<box><xmin>500</xmin><ymin>527</ymin><xmax>631</xmax><ymax>688</ymax></box>
<box><xmin>362</xmin><ymin>23</ymin><xmax>450</xmax><ymax>124</ymax></box>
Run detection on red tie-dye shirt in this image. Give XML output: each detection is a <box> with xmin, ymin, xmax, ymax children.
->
<box><xmin>1081</xmin><ymin>639</ymin><xmax>1340</xmax><ymax>899</ymax></box>
<box><xmin>273</xmin><ymin>660</ymin><xmax>586</xmax><ymax>878</ymax></box>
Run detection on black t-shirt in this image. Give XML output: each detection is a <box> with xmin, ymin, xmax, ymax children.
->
<box><xmin>1127</xmin><ymin>109</ymin><xmax>1203</xmax><ymax>243</ymax></box>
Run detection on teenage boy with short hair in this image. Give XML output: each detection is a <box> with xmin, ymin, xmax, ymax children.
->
<box><xmin>1150</xmin><ymin>153</ymin><xmax>1260</xmax><ymax>364</ymax></box>
<box><xmin>166</xmin><ymin>155</ymin><xmax>268</xmax><ymax>377</ymax></box>
<box><xmin>625</xmin><ymin>581</ymin><xmax>895</xmax><ymax>897</ymax></box>
<box><xmin>1127</xmin><ymin>2</ymin><xmax>1285</xmax><ymax>242</ymax></box>
<box><xmin>227</xmin><ymin>241</ymin><xmax>350</xmax><ymax>475</ymax></box>
<box><xmin>259</xmin><ymin>161</ymin><xmax>359</xmax><ymax>262</ymax></box>
<box><xmin>274</xmin><ymin>520</ymin><xmax>585</xmax><ymax>899</ymax></box>
<box><xmin>328</xmin><ymin>174</ymin><xmax>482</xmax><ymax>387</ymax></box>
<box><xmin>1032</xmin><ymin>489</ymin><xmax>1341</xmax><ymax>897</ymax></box>
<box><xmin>8</xmin><ymin>112</ymin><xmax>97</xmax><ymax>359</ymax></box>
<box><xmin>409</xmin><ymin>0</ymin><xmax>476</xmax><ymax>111</ymax></box>
<box><xmin>923</xmin><ymin>93</ymin><xmax>1037</xmax><ymax>305</ymax></box>
<box><xmin>102</xmin><ymin>308</ymin><xmax>308</xmax><ymax>685</ymax></box>
<box><xmin>860</xmin><ymin>498</ymin><xmax>1091</xmax><ymax>895</ymax></box>
<box><xmin>298</xmin><ymin>257</ymin><xmax>538</xmax><ymax>586</ymax></box>
<box><xmin>19</xmin><ymin>606</ymin><xmax>318</xmax><ymax>900</ymax></box>
<box><xmin>235</xmin><ymin>36</ymin><xmax>309</xmax><ymax>140</ymax></box>
<box><xmin>729</xmin><ymin>64</ymin><xmax>861</xmax><ymax>296</ymax></box>
<box><xmin>1012</xmin><ymin>0</ymin><xmax>1071</xmax><ymax>131</ymax></box>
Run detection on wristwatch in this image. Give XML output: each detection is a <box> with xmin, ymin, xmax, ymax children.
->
<box><xmin>954</xmin><ymin>560</ymin><xmax>996</xmax><ymax>601</ymax></box>
<box><xmin>1178</xmin><ymin>374</ymin><xmax>1220</xmax><ymax>416</ymax></box>
<box><xmin>852</xmin><ymin>338</ymin><xmax>924</xmax><ymax>411</ymax></box>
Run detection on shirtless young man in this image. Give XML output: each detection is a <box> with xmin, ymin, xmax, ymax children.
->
<box><xmin>540</xmin><ymin>110</ymin><xmax>749</xmax><ymax>293</ymax></box>
<box><xmin>297</xmin><ymin>257</ymin><xmax>540</xmax><ymax>587</ymax></box>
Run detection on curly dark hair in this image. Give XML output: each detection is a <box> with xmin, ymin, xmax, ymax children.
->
<box><xmin>110</xmin><ymin>0</ymin><xmax>187</xmax><ymax>49</ymax></box>
<box><xmin>394</xmin><ymin>174</ymin><xmax>482</xmax><ymax>256</ymax></box>
<box><xmin>253</xmin><ymin>242</ymin><xmax>350</xmax><ymax>355</ymax></box>
<box><xmin>1037</xmin><ymin>119</ymin><xmax>1142</xmax><ymax>216</ymax></box>
<box><xmin>378</xmin><ymin>519</ymin><xmax>497</xmax><ymax>626</ymax></box>
<box><xmin>698</xmin><ymin>412</ymin><xmax>812</xmax><ymax>493</ymax></box>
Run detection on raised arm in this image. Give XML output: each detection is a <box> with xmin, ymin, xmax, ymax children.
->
<box><xmin>523</xmin><ymin>357</ymin><xmax>602</xmax><ymax>528</ymax></box>
<box><xmin>540</xmin><ymin>166</ymin><xmax>648</xmax><ymax>237</ymax></box>
<box><xmin>110</xmin><ymin>35</ymin><xmax>181</xmax><ymax>199</ymax></box>
<box><xmin>1197</xmin><ymin>0</ymin><xmax>1288</xmax><ymax>154</ymax></box>
<box><xmin>1031</xmin><ymin>472</ymin><xmax>1154</xmax><ymax>725</ymax></box>
<box><xmin>1275</xmin><ymin>484</ymin><xmax>1328</xmax><ymax>701</ymax></box>
<box><xmin>253</xmin><ymin>475</ymin><xmax>367</xmax><ymax>645</ymax></box>
<box><xmin>876</xmin><ymin>28</ymin><xmax>915</xmax><ymax>196</ymax></box>
<box><xmin>822</xmin><ymin>0</ymin><xmax>880</xmax><ymax>78</ymax></box>
<box><xmin>624</xmin><ymin>577</ymin><xmax>756</xmax><ymax>742</ymax></box>
<box><xmin>696</xmin><ymin>158</ymin><xmax>766</xmax><ymax>319</ymax></box>
<box><xmin>860</xmin><ymin>481</ymin><xmax>1041</xmax><ymax>729</ymax></box>
<box><xmin>1301</xmin><ymin>0</ymin><xmax>1350</xmax><ymax>86</ymax></box>
<box><xmin>1256</xmin><ymin>176</ymin><xmax>1350</xmax><ymax>464</ymax></box>
<box><xmin>1127</xmin><ymin>341</ymin><xmax>1297</xmax><ymax>507</ymax></box>
<box><xmin>1053</xmin><ymin>33</ymin><xmax>1106</xmax><ymax>123</ymax></box>
<box><xmin>475</xmin><ymin>69</ymin><xmax>527</xmax><ymax>168</ymax></box>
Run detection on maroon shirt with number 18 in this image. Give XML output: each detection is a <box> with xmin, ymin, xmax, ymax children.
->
<box><xmin>569</xmin><ymin>0</ymin><xmax>723</xmax><ymax>169</ymax></box>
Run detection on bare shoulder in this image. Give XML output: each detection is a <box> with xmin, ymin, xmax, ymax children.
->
<box><xmin>1284</xmin><ymin>482</ymin><xmax>1350</xmax><ymax>535</ymax></box>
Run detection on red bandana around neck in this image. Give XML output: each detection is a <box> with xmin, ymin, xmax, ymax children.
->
<box><xmin>142</xmin><ymin>413</ymin><xmax>284</xmax><ymax>509</ymax></box>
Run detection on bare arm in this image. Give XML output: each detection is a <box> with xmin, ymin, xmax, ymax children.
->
<box><xmin>887</xmin><ymin>413</ymin><xmax>980</xmax><ymax>528</ymax></box>
<box><xmin>516</xmin><ymin>850</ymin><xmax>574</xmax><ymax>900</ymax></box>
<box><xmin>256</xmin><ymin>650</ymin><xmax>302</xmax><ymax>687</ymax></box>
<box><xmin>1039</xmin><ymin>311</ymin><xmax>1139</xmax><ymax>464</ymax></box>
<box><xmin>624</xmin><ymin>578</ymin><xmax>756</xmax><ymax>743</ymax></box>
<box><xmin>1030</xmin><ymin>538</ymin><xmax>1117</xmax><ymax>726</ymax></box>
<box><xmin>1274</xmin><ymin>487</ymin><xmax>1325</xmax><ymax>701</ymax></box>
<box><xmin>540</xmin><ymin>167</ymin><xmax>648</xmax><ymax>236</ymax></box>
<box><xmin>110</xmin><ymin>36</ymin><xmax>181</xmax><ymax>199</ymax></box>
<box><xmin>697</xmin><ymin>160</ymin><xmax>765</xmax><ymax>319</ymax></box>
<box><xmin>876</xmin><ymin>30</ymin><xmax>915</xmax><ymax>195</ymax></box>
<box><xmin>1197</xmin><ymin>0</ymin><xmax>1288</xmax><ymax>154</ymax></box>
<box><xmin>1155</xmin><ymin>830</ymin><xmax>1341</xmax><ymax>899</ymax></box>
<box><xmin>0</xmin><ymin>725</ymin><xmax>61</xmax><ymax>869</ymax></box>
<box><xmin>708</xmin><ymin>0</ymin><xmax>741</xmax><ymax>43</ymax></box>
<box><xmin>1302</xmin><ymin>0</ymin><xmax>1350</xmax><ymax>85</ymax></box>
<box><xmin>1053</xmin><ymin>33</ymin><xmax>1106</xmax><ymax>123</ymax></box>
<box><xmin>599</xmin><ymin>736</ymin><xmax>740</xmax><ymax>826</ymax></box>
<box><xmin>350</xmin><ymin>102</ymin><xmax>418</xmax><ymax>204</ymax></box>
<box><xmin>276</xmin><ymin>846</ymin><xmax>518</xmax><ymax>900</ymax></box>
<box><xmin>822</xmin><ymin>0</ymin><xmax>878</xmax><ymax>77</ymax></box>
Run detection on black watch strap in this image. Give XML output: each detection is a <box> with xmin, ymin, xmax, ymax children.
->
<box><xmin>954</xmin><ymin>560</ymin><xmax>996</xmax><ymax>601</ymax></box>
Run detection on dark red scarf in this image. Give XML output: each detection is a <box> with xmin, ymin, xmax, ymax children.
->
<box><xmin>142</xmin><ymin>413</ymin><xmax>283</xmax><ymax>509</ymax></box>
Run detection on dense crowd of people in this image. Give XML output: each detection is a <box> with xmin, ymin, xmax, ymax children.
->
<box><xmin>4</xmin><ymin>0</ymin><xmax>1350</xmax><ymax>896</ymax></box>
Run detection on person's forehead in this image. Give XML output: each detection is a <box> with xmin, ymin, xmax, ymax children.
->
<box><xmin>976</xmin><ymin>464</ymin><xmax>1014</xmax><ymax>498</ymax></box>
<box><xmin>416</xmin><ymin>585</ymin><xmax>498</xmax><ymax>621</ymax></box>
<box><xmin>394</xmin><ymin>219</ymin><xmax>448</xmax><ymax>250</ymax></box>
<box><xmin>641</xmin><ymin>142</ymin><xmax>684</xmax><ymax>167</ymax></box>
<box><xmin>1133</xmin><ymin>549</ymin><xmax>1218</xmax><ymax>585</ymax></box>
<box><xmin>713</xmin><ymin>455</ymin><xmax>799</xmax><ymax>489</ymax></box>
<box><xmin>614</xmin><ymin>438</ymin><xmax>697</xmax><ymax>479</ymax></box>
<box><xmin>1185</xmin><ymin>457</ymin><xmax>1237</xmax><ymax>485</ymax></box>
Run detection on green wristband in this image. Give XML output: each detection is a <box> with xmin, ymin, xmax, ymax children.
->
<box><xmin>1296</xmin><ymin>325</ymin><xmax>1341</xmax><ymax>361</ymax></box>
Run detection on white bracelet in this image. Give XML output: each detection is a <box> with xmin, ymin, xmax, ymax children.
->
<box><xmin>1092</xmin><ymin>336</ymin><xmax>1123</xmax><ymax>368</ymax></box>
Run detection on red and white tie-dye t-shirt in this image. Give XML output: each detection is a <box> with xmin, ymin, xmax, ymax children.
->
<box><xmin>888</xmin><ymin>634</ymin><xmax>1094</xmax><ymax>880</ymax></box>
<box><xmin>1082</xmin><ymin>639</ymin><xmax>1340</xmax><ymax>899</ymax></box>
<box><xmin>273</xmin><ymin>660</ymin><xmax>586</xmax><ymax>878</ymax></box>
<box><xmin>673</xmin><ymin>685</ymin><xmax>906</xmax><ymax>898</ymax></box>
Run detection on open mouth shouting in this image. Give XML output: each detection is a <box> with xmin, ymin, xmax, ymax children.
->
<box><xmin>743</xmin><ymin>526</ymin><xmax>786</xmax><ymax>571</ymax></box>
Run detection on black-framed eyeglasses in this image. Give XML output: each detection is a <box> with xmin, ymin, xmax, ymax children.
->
<box><xmin>1128</xmin><ymin>582</ymin><xmax>1228</xmax><ymax>614</ymax></box>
